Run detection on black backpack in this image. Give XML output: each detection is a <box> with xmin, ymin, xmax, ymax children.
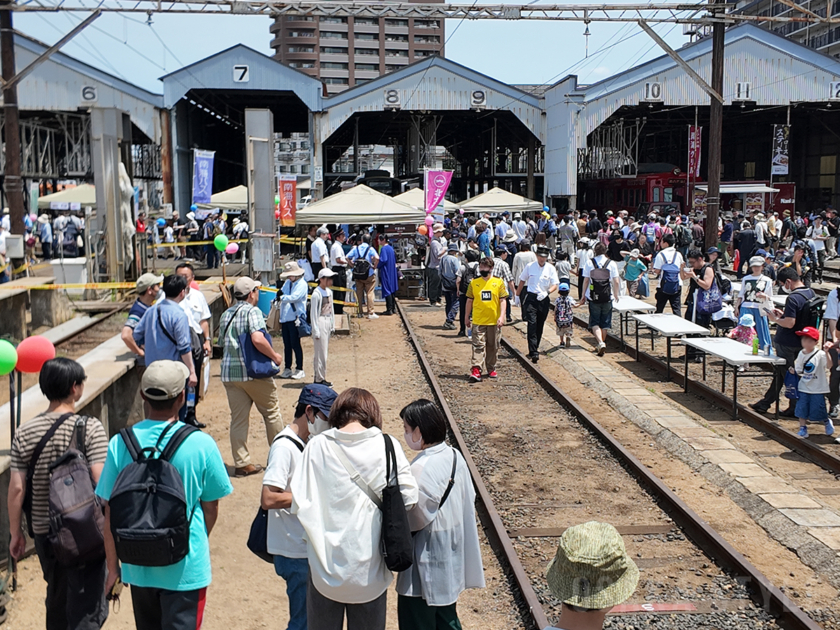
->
<box><xmin>803</xmin><ymin>292</ymin><xmax>826</xmax><ymax>329</ymax></box>
<box><xmin>352</xmin><ymin>244</ymin><xmax>372</xmax><ymax>281</ymax></box>
<box><xmin>589</xmin><ymin>258</ymin><xmax>612</xmax><ymax>303</ymax></box>
<box><xmin>716</xmin><ymin>271</ymin><xmax>733</xmax><ymax>296</ymax></box>
<box><xmin>676</xmin><ymin>225</ymin><xmax>693</xmax><ymax>248</ymax></box>
<box><xmin>108</xmin><ymin>422</ymin><xmax>198</xmax><ymax>567</ymax></box>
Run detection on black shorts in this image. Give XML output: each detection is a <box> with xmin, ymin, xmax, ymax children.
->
<box><xmin>130</xmin><ymin>585</ymin><xmax>207</xmax><ymax>630</ymax></box>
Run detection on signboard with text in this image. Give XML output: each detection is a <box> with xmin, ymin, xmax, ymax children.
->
<box><xmin>279</xmin><ymin>176</ymin><xmax>297</xmax><ymax>227</ymax></box>
<box><xmin>424</xmin><ymin>169</ymin><xmax>453</xmax><ymax>222</ymax></box>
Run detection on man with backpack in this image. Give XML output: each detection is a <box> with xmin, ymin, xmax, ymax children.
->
<box><xmin>348</xmin><ymin>234</ymin><xmax>380</xmax><ymax>319</ymax></box>
<box><xmin>652</xmin><ymin>233</ymin><xmax>685</xmax><ymax>317</ymax></box>
<box><xmin>581</xmin><ymin>242</ymin><xmax>621</xmax><ymax>356</ymax></box>
<box><xmin>96</xmin><ymin>360</ymin><xmax>233</xmax><ymax>630</ymax></box>
<box><xmin>675</xmin><ymin>220</ymin><xmax>693</xmax><ymax>260</ymax></box>
<box><xmin>440</xmin><ymin>242</ymin><xmax>462</xmax><ymax>329</ymax></box>
<box><xmin>9</xmin><ymin>358</ymin><xmax>110</xmax><ymax>630</ymax></box>
<box><xmin>750</xmin><ymin>267</ymin><xmax>821</xmax><ymax>416</ymax></box>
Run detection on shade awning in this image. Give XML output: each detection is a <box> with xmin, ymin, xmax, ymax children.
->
<box><xmin>196</xmin><ymin>185</ymin><xmax>248</xmax><ymax>211</ymax></box>
<box><xmin>458</xmin><ymin>186</ymin><xmax>543</xmax><ymax>213</ymax></box>
<box><xmin>296</xmin><ymin>185</ymin><xmax>425</xmax><ymax>224</ymax></box>
<box><xmin>394</xmin><ymin>187</ymin><xmax>460</xmax><ymax>212</ymax></box>
<box><xmin>37</xmin><ymin>184</ymin><xmax>96</xmax><ymax>210</ymax></box>
<box><xmin>695</xmin><ymin>184</ymin><xmax>779</xmax><ymax>194</ymax></box>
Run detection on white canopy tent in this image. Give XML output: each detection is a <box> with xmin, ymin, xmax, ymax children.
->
<box><xmin>296</xmin><ymin>185</ymin><xmax>425</xmax><ymax>224</ymax></box>
<box><xmin>37</xmin><ymin>184</ymin><xmax>97</xmax><ymax>210</ymax></box>
<box><xmin>394</xmin><ymin>187</ymin><xmax>460</xmax><ymax>212</ymax></box>
<box><xmin>195</xmin><ymin>185</ymin><xmax>248</xmax><ymax>211</ymax></box>
<box><xmin>695</xmin><ymin>184</ymin><xmax>779</xmax><ymax>194</ymax></box>
<box><xmin>458</xmin><ymin>187</ymin><xmax>543</xmax><ymax>214</ymax></box>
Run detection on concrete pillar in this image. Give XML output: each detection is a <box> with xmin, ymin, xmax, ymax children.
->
<box><xmin>245</xmin><ymin>109</ymin><xmax>276</xmax><ymax>284</ymax></box>
<box><xmin>31</xmin><ymin>289</ymin><xmax>74</xmax><ymax>329</ymax></box>
<box><xmin>90</xmin><ymin>107</ymin><xmax>126</xmax><ymax>282</ymax></box>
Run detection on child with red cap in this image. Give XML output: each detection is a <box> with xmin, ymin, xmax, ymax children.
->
<box><xmin>792</xmin><ymin>326</ymin><xmax>834</xmax><ymax>438</ymax></box>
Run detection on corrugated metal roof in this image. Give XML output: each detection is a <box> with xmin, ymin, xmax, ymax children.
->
<box><xmin>161</xmin><ymin>44</ymin><xmax>323</xmax><ymax>111</ymax></box>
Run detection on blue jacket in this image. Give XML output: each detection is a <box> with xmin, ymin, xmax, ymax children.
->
<box><xmin>278</xmin><ymin>278</ymin><xmax>308</xmax><ymax>323</ymax></box>
<box><xmin>133</xmin><ymin>299</ymin><xmax>192</xmax><ymax>365</ymax></box>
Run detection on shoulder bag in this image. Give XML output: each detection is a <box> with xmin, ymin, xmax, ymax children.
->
<box><xmin>221</xmin><ymin>303</ymin><xmax>279</xmax><ymax>379</ymax></box>
<box><xmin>695</xmin><ymin>266</ymin><xmax>723</xmax><ymax>315</ymax></box>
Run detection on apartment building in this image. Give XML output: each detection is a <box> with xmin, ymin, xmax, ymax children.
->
<box><xmin>731</xmin><ymin>0</ymin><xmax>840</xmax><ymax>57</ymax></box>
<box><xmin>270</xmin><ymin>14</ymin><xmax>446</xmax><ymax>93</ymax></box>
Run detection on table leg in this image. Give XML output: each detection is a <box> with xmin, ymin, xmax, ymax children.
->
<box><xmin>635</xmin><ymin>323</ymin><xmax>640</xmax><ymax>361</ymax></box>
<box><xmin>721</xmin><ymin>358</ymin><xmax>726</xmax><ymax>392</ymax></box>
<box><xmin>651</xmin><ymin>327</ymin><xmax>655</xmax><ymax>352</ymax></box>
<box><xmin>666</xmin><ymin>337</ymin><xmax>671</xmax><ymax>380</ymax></box>
<box><xmin>620</xmin><ymin>313</ymin><xmax>625</xmax><ymax>348</ymax></box>
<box><xmin>683</xmin><ymin>343</ymin><xmax>689</xmax><ymax>393</ymax></box>
<box><xmin>774</xmin><ymin>371</ymin><xmax>780</xmax><ymax>421</ymax></box>
<box><xmin>732</xmin><ymin>363</ymin><xmax>738</xmax><ymax>420</ymax></box>
<box><xmin>702</xmin><ymin>352</ymin><xmax>707</xmax><ymax>381</ymax></box>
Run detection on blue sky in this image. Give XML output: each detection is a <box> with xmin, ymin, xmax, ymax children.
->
<box><xmin>21</xmin><ymin>10</ymin><xmax>688</xmax><ymax>94</ymax></box>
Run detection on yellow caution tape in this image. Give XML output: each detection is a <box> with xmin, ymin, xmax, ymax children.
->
<box><xmin>151</xmin><ymin>238</ymin><xmax>249</xmax><ymax>249</ymax></box>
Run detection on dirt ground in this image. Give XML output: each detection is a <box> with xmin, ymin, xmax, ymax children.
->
<box><xmin>8</xmin><ymin>308</ymin><xmax>518</xmax><ymax>630</ymax></box>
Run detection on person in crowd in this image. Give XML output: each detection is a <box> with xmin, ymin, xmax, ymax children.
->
<box><xmin>623</xmin><ymin>249</ymin><xmax>647</xmax><ymax>297</ymax></box>
<box><xmin>263</xmin><ymin>384</ymin><xmax>338</xmax><ymax>630</ymax></box>
<box><xmin>492</xmin><ymin>247</ymin><xmax>515</xmax><ymax>325</ymax></box>
<box><xmin>330</xmin><ymin>230</ymin><xmax>348</xmax><ymax>315</ymax></box>
<box><xmin>734</xmin><ymin>220</ymin><xmax>758</xmax><ymax>278</ymax></box>
<box><xmin>793</xmin><ymin>326</ymin><xmax>834</xmax><ymax>438</ymax></box>
<box><xmin>517</xmin><ymin>245</ymin><xmax>560</xmax><ymax>363</ymax></box>
<box><xmin>554</xmin><ymin>281</ymin><xmax>579</xmax><ymax>349</ymax></box>
<box><xmin>203</xmin><ymin>215</ymin><xmax>220</xmax><ymax>269</ymax></box>
<box><xmin>586</xmin><ymin>211</ymin><xmax>603</xmax><ymax>238</ymax></box>
<box><xmin>466</xmin><ymin>257</ymin><xmax>508</xmax><ymax>382</ymax></box>
<box><xmin>121</xmin><ymin>272</ymin><xmax>163</xmax><ymax>362</ymax></box>
<box><xmin>581</xmin><ymin>242</ymin><xmax>621</xmax><ymax>356</ymax></box>
<box><xmin>163</xmin><ymin>219</ymin><xmax>177</xmax><ymax>260</ymax></box>
<box><xmin>132</xmin><ymin>274</ymin><xmax>198</xmax><ymax>421</ymax></box>
<box><xmin>440</xmin><ymin>241</ymin><xmax>462</xmax><ymax>330</ymax></box>
<box><xmin>806</xmin><ymin>215</ymin><xmax>829</xmax><ymax>283</ymax></box>
<box><xmin>555</xmin><ymin>251</ymin><xmax>572</xmax><ymax>282</ymax></box>
<box><xmin>8</xmin><ymin>358</ymin><xmax>109</xmax><ymax>630</ymax></box>
<box><xmin>457</xmin><ymin>249</ymin><xmax>481</xmax><ymax>337</ymax></box>
<box><xmin>174</xmin><ymin>263</ymin><xmax>212</xmax><ymax>426</ymax></box>
<box><xmin>135</xmin><ymin>211</ymin><xmax>147</xmax><ymax>236</ymax></box>
<box><xmin>512</xmin><ymin>240</ymin><xmax>537</xmax><ymax>315</ymax></box>
<box><xmin>396</xmin><ymin>399</ymin><xmax>485</xmax><ymax>629</ymax></box>
<box><xmin>729</xmin><ymin>313</ymin><xmax>758</xmax><ymax>346</ymax></box>
<box><xmin>719</xmin><ymin>215</ymin><xmax>734</xmax><ymax>263</ymax></box>
<box><xmin>475</xmin><ymin>220</ymin><xmax>492</xmax><ymax>259</ymax></box>
<box><xmin>311</xmin><ymin>226</ymin><xmax>330</xmax><ymax>278</ymax></box>
<box><xmin>97</xmin><ymin>360</ymin><xmax>233</xmax><ymax>630</ymax></box>
<box><xmin>311</xmin><ymin>268</ymin><xmax>337</xmax><ymax>387</ymax></box>
<box><xmin>558</xmin><ymin>216</ymin><xmax>578</xmax><ymax>263</ymax></box>
<box><xmin>185</xmin><ymin>211</ymin><xmax>200</xmax><ymax>260</ymax></box>
<box><xmin>681</xmin><ymin>249</ymin><xmax>716</xmax><ymax>361</ymax></box>
<box><xmin>38</xmin><ymin>214</ymin><xmax>53</xmax><ymax>260</ymax></box>
<box><xmin>425</xmin><ymin>224</ymin><xmax>446</xmax><ymax>307</ymax></box>
<box><xmin>277</xmin><ymin>262</ymin><xmax>309</xmax><ymax>379</ymax></box>
<box><xmin>291</xmin><ymin>388</ymin><xmax>418</xmax><ymax>630</ymax></box>
<box><xmin>348</xmin><ymin>234</ymin><xmax>380</xmax><ymax>320</ymax></box>
<box><xmin>652</xmin><ymin>233</ymin><xmax>684</xmax><ymax>317</ymax></box>
<box><xmin>824</xmin><ymin>288</ymin><xmax>840</xmax><ymax>419</ymax></box>
<box><xmin>759</xmin><ymin>249</ymin><xmax>778</xmax><ymax>282</ymax></box>
<box><xmin>826</xmin><ymin>208</ymin><xmax>840</xmax><ymax>259</ymax></box>
<box><xmin>494</xmin><ymin>214</ymin><xmax>509</xmax><ymax>248</ymax></box>
<box><xmin>220</xmin><ymin>277</ymin><xmax>285</xmax><ymax>477</ymax></box>
<box><xmin>705</xmin><ymin>246</ymin><xmax>722</xmax><ymax>276</ymax></box>
<box><xmin>511</xmin><ymin>212</ymin><xmax>527</xmax><ymax>243</ymax></box>
<box><xmin>784</xmin><ymin>242</ymin><xmax>813</xmax><ymax>288</ymax></box>
<box><xmin>377</xmin><ymin>233</ymin><xmax>399</xmax><ymax>316</ymax></box>
<box><xmin>735</xmin><ymin>256</ymin><xmax>774</xmax><ymax>353</ymax></box>
<box><xmin>575</xmin><ymin>239</ymin><xmax>593</xmax><ymax>300</ymax></box>
<box><xmin>545</xmin><ymin>521</ymin><xmax>639</xmax><ymax>630</ymax></box>
<box><xmin>751</xmin><ymin>267</ymin><xmax>817</xmax><ymax>416</ymax></box>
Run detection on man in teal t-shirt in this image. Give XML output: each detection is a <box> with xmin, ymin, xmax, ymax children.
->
<box><xmin>96</xmin><ymin>360</ymin><xmax>233</xmax><ymax>629</ymax></box>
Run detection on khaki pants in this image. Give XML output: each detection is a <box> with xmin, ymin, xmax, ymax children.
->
<box><xmin>471</xmin><ymin>324</ymin><xmax>500</xmax><ymax>373</ymax></box>
<box><xmin>223</xmin><ymin>379</ymin><xmax>283</xmax><ymax>468</ymax></box>
<box><xmin>356</xmin><ymin>275</ymin><xmax>376</xmax><ymax>316</ymax></box>
<box><xmin>313</xmin><ymin>316</ymin><xmax>331</xmax><ymax>382</ymax></box>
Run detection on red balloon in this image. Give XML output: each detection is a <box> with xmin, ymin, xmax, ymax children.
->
<box><xmin>275</xmin><ymin>209</ymin><xmax>281</xmax><ymax>219</ymax></box>
<box><xmin>16</xmin><ymin>335</ymin><xmax>56</xmax><ymax>373</ymax></box>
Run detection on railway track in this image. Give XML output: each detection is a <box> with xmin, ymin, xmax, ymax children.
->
<box><xmin>396</xmin><ymin>299</ymin><xmax>822</xmax><ymax>630</ymax></box>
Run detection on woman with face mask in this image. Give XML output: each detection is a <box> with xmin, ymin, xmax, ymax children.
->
<box><xmin>396</xmin><ymin>399</ymin><xmax>485</xmax><ymax>630</ymax></box>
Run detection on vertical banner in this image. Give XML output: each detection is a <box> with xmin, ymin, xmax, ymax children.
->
<box><xmin>278</xmin><ymin>176</ymin><xmax>297</xmax><ymax>227</ymax></box>
<box><xmin>771</xmin><ymin>124</ymin><xmax>790</xmax><ymax>175</ymax></box>
<box><xmin>688</xmin><ymin>126</ymin><xmax>702</xmax><ymax>178</ymax></box>
<box><xmin>191</xmin><ymin>150</ymin><xmax>215</xmax><ymax>204</ymax></box>
<box><xmin>424</xmin><ymin>169</ymin><xmax>453</xmax><ymax>222</ymax></box>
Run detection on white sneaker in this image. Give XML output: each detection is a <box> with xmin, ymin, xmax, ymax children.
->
<box><xmin>279</xmin><ymin>368</ymin><xmax>292</xmax><ymax>379</ymax></box>
<box><xmin>291</xmin><ymin>369</ymin><xmax>306</xmax><ymax>380</ymax></box>
<box><xmin>368</xmin><ymin>313</ymin><xmax>379</xmax><ymax>319</ymax></box>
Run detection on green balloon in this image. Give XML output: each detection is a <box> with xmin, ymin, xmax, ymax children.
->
<box><xmin>274</xmin><ymin>195</ymin><xmax>280</xmax><ymax>205</ymax></box>
<box><xmin>0</xmin><ymin>339</ymin><xmax>17</xmax><ymax>376</ymax></box>
<box><xmin>214</xmin><ymin>234</ymin><xmax>229</xmax><ymax>252</ymax></box>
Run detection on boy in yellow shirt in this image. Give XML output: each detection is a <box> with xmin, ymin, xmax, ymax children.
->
<box><xmin>466</xmin><ymin>257</ymin><xmax>509</xmax><ymax>382</ymax></box>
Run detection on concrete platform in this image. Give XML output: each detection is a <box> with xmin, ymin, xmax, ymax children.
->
<box><xmin>40</xmin><ymin>315</ymin><xmax>98</xmax><ymax>345</ymax></box>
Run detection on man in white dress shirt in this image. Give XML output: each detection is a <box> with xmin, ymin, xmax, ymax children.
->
<box><xmin>310</xmin><ymin>227</ymin><xmax>330</xmax><ymax>277</ymax></box>
<box><xmin>516</xmin><ymin>245</ymin><xmax>560</xmax><ymax>363</ymax></box>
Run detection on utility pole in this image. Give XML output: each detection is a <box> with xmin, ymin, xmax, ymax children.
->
<box><xmin>1</xmin><ymin>3</ymin><xmax>24</xmax><ymax>236</ymax></box>
<box><xmin>705</xmin><ymin>0</ymin><xmax>725</xmax><ymax>250</ymax></box>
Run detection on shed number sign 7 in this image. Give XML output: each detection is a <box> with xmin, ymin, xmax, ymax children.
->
<box><xmin>233</xmin><ymin>65</ymin><xmax>250</xmax><ymax>83</ymax></box>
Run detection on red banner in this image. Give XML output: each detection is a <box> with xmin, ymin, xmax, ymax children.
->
<box><xmin>279</xmin><ymin>177</ymin><xmax>296</xmax><ymax>227</ymax></box>
<box><xmin>688</xmin><ymin>126</ymin><xmax>702</xmax><ymax>178</ymax></box>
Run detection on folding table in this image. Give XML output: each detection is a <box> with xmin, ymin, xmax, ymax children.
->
<box><xmin>633</xmin><ymin>313</ymin><xmax>710</xmax><ymax>379</ymax></box>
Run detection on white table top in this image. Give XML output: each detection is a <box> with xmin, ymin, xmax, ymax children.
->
<box><xmin>633</xmin><ymin>313</ymin><xmax>711</xmax><ymax>336</ymax></box>
<box><xmin>680</xmin><ymin>337</ymin><xmax>787</xmax><ymax>366</ymax></box>
<box><xmin>614</xmin><ymin>296</ymin><xmax>657</xmax><ymax>314</ymax></box>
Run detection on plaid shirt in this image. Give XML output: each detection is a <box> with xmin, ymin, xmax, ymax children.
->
<box><xmin>219</xmin><ymin>302</ymin><xmax>267</xmax><ymax>382</ymax></box>
<box><xmin>492</xmin><ymin>258</ymin><xmax>513</xmax><ymax>284</ymax></box>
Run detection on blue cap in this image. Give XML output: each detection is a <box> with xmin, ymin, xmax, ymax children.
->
<box><xmin>756</xmin><ymin>249</ymin><xmax>767</xmax><ymax>257</ymax></box>
<box><xmin>297</xmin><ymin>384</ymin><xmax>338</xmax><ymax>417</ymax></box>
<box><xmin>558</xmin><ymin>283</ymin><xmax>570</xmax><ymax>292</ymax></box>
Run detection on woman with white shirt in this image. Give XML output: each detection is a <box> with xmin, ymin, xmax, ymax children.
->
<box><xmin>397</xmin><ymin>400</ymin><xmax>484</xmax><ymax>630</ymax></box>
<box><xmin>291</xmin><ymin>388</ymin><xmax>419</xmax><ymax>630</ymax></box>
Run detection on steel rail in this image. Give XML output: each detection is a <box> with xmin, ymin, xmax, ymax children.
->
<box><xmin>52</xmin><ymin>305</ymin><xmax>127</xmax><ymax>347</ymax></box>
<box><xmin>395</xmin><ymin>299</ymin><xmax>552</xmax><ymax>630</ymax></box>
<box><xmin>498</xmin><ymin>336</ymin><xmax>822</xmax><ymax>630</ymax></box>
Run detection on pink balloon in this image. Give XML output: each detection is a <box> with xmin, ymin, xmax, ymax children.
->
<box><xmin>225</xmin><ymin>243</ymin><xmax>239</xmax><ymax>255</ymax></box>
<box><xmin>424</xmin><ymin>216</ymin><xmax>434</xmax><ymax>227</ymax></box>
<box><xmin>459</xmin><ymin>209</ymin><xmax>464</xmax><ymax>215</ymax></box>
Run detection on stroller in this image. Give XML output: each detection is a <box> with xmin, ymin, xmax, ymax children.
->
<box><xmin>711</xmin><ymin>304</ymin><xmax>738</xmax><ymax>337</ymax></box>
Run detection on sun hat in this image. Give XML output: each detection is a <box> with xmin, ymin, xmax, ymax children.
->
<box><xmin>37</xmin><ymin>214</ymin><xmax>50</xmax><ymax>224</ymax></box>
<box><xmin>233</xmin><ymin>277</ymin><xmax>261</xmax><ymax>299</ymax></box>
<box><xmin>432</xmin><ymin>223</ymin><xmax>445</xmax><ymax>233</ymax></box>
<box><xmin>186</xmin><ymin>212</ymin><xmax>195</xmax><ymax>220</ymax></box>
<box><xmin>738</xmin><ymin>313</ymin><xmax>755</xmax><ymax>327</ymax></box>
<box><xmin>629</xmin><ymin>249</ymin><xmax>640</xmax><ymax>258</ymax></box>
<box><xmin>141</xmin><ymin>360</ymin><xmax>190</xmax><ymax>401</ymax></box>
<box><xmin>546</xmin><ymin>521</ymin><xmax>639</xmax><ymax>610</ymax></box>
<box><xmin>749</xmin><ymin>255</ymin><xmax>765</xmax><ymax>268</ymax></box>
<box><xmin>136</xmin><ymin>273</ymin><xmax>164</xmax><ymax>294</ymax></box>
<box><xmin>279</xmin><ymin>261</ymin><xmax>305</xmax><ymax>279</ymax></box>
<box><xmin>796</xmin><ymin>326</ymin><xmax>820</xmax><ymax>341</ymax></box>
<box><xmin>503</xmin><ymin>232</ymin><xmax>517</xmax><ymax>243</ymax></box>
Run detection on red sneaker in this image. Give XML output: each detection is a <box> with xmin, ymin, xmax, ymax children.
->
<box><xmin>469</xmin><ymin>367</ymin><xmax>482</xmax><ymax>382</ymax></box>
<box><xmin>487</xmin><ymin>370</ymin><xmax>498</xmax><ymax>379</ymax></box>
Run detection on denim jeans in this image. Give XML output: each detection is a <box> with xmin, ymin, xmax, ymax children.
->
<box><xmin>443</xmin><ymin>289</ymin><xmax>459</xmax><ymax>323</ymax></box>
<box><xmin>274</xmin><ymin>555</ymin><xmax>309</xmax><ymax>630</ymax></box>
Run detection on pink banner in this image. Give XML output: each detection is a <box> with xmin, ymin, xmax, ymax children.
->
<box><xmin>424</xmin><ymin>170</ymin><xmax>453</xmax><ymax>220</ymax></box>
<box><xmin>688</xmin><ymin>126</ymin><xmax>702</xmax><ymax>178</ymax></box>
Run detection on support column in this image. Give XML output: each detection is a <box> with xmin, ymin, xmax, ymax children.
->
<box><xmin>705</xmin><ymin>8</ymin><xmax>725</xmax><ymax>250</ymax></box>
<box><xmin>91</xmin><ymin>107</ymin><xmax>126</xmax><ymax>282</ymax></box>
<box><xmin>160</xmin><ymin>109</ymin><xmax>174</xmax><ymax>207</ymax></box>
<box><xmin>527</xmin><ymin>136</ymin><xmax>536</xmax><ymax>201</ymax></box>
<box><xmin>245</xmin><ymin>109</ymin><xmax>275</xmax><ymax>284</ymax></box>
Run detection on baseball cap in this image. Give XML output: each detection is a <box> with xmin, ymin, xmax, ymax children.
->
<box><xmin>546</xmin><ymin>521</ymin><xmax>639</xmax><ymax>610</ymax></box>
<box><xmin>298</xmin><ymin>383</ymin><xmax>338</xmax><ymax>417</ymax></box>
<box><xmin>318</xmin><ymin>268</ymin><xmax>337</xmax><ymax>279</ymax></box>
<box><xmin>749</xmin><ymin>255</ymin><xmax>765</xmax><ymax>268</ymax></box>
<box><xmin>141</xmin><ymin>360</ymin><xmax>189</xmax><ymax>401</ymax></box>
<box><xmin>706</xmin><ymin>247</ymin><xmax>720</xmax><ymax>255</ymax></box>
<box><xmin>756</xmin><ymin>249</ymin><xmax>767</xmax><ymax>257</ymax></box>
<box><xmin>136</xmin><ymin>272</ymin><xmax>164</xmax><ymax>294</ymax></box>
<box><xmin>448</xmin><ymin>241</ymin><xmax>459</xmax><ymax>252</ymax></box>
<box><xmin>796</xmin><ymin>326</ymin><xmax>820</xmax><ymax>341</ymax></box>
<box><xmin>558</xmin><ymin>282</ymin><xmax>570</xmax><ymax>292</ymax></box>
<box><xmin>233</xmin><ymin>277</ymin><xmax>261</xmax><ymax>299</ymax></box>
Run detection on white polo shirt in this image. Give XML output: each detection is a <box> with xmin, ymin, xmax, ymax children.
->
<box><xmin>311</xmin><ymin>237</ymin><xmax>328</xmax><ymax>264</ymax></box>
<box><xmin>330</xmin><ymin>241</ymin><xmax>347</xmax><ymax>267</ymax></box>
<box><xmin>519</xmin><ymin>260</ymin><xmax>559</xmax><ymax>295</ymax></box>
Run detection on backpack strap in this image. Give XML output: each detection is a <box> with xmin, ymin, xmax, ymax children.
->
<box><xmin>325</xmin><ymin>434</ymin><xmax>381</xmax><ymax>508</ymax></box>
<box><xmin>25</xmin><ymin>412</ymin><xmax>76</xmax><ymax>498</ymax></box>
<box><xmin>73</xmin><ymin>416</ymin><xmax>87</xmax><ymax>455</ymax></box>
<box><xmin>159</xmin><ymin>424</ymin><xmax>199</xmax><ymax>462</ymax></box>
<box><xmin>275</xmin><ymin>433</ymin><xmax>305</xmax><ymax>453</ymax></box>
<box><xmin>119</xmin><ymin>427</ymin><xmax>143</xmax><ymax>462</ymax></box>
<box><xmin>438</xmin><ymin>450</ymin><xmax>458</xmax><ymax>510</ymax></box>
<box><xmin>220</xmin><ymin>303</ymin><xmax>246</xmax><ymax>343</ymax></box>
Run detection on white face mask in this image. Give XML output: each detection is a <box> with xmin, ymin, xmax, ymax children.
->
<box><xmin>308</xmin><ymin>411</ymin><xmax>331</xmax><ymax>437</ymax></box>
<box><xmin>404</xmin><ymin>429</ymin><xmax>423</xmax><ymax>451</ymax></box>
